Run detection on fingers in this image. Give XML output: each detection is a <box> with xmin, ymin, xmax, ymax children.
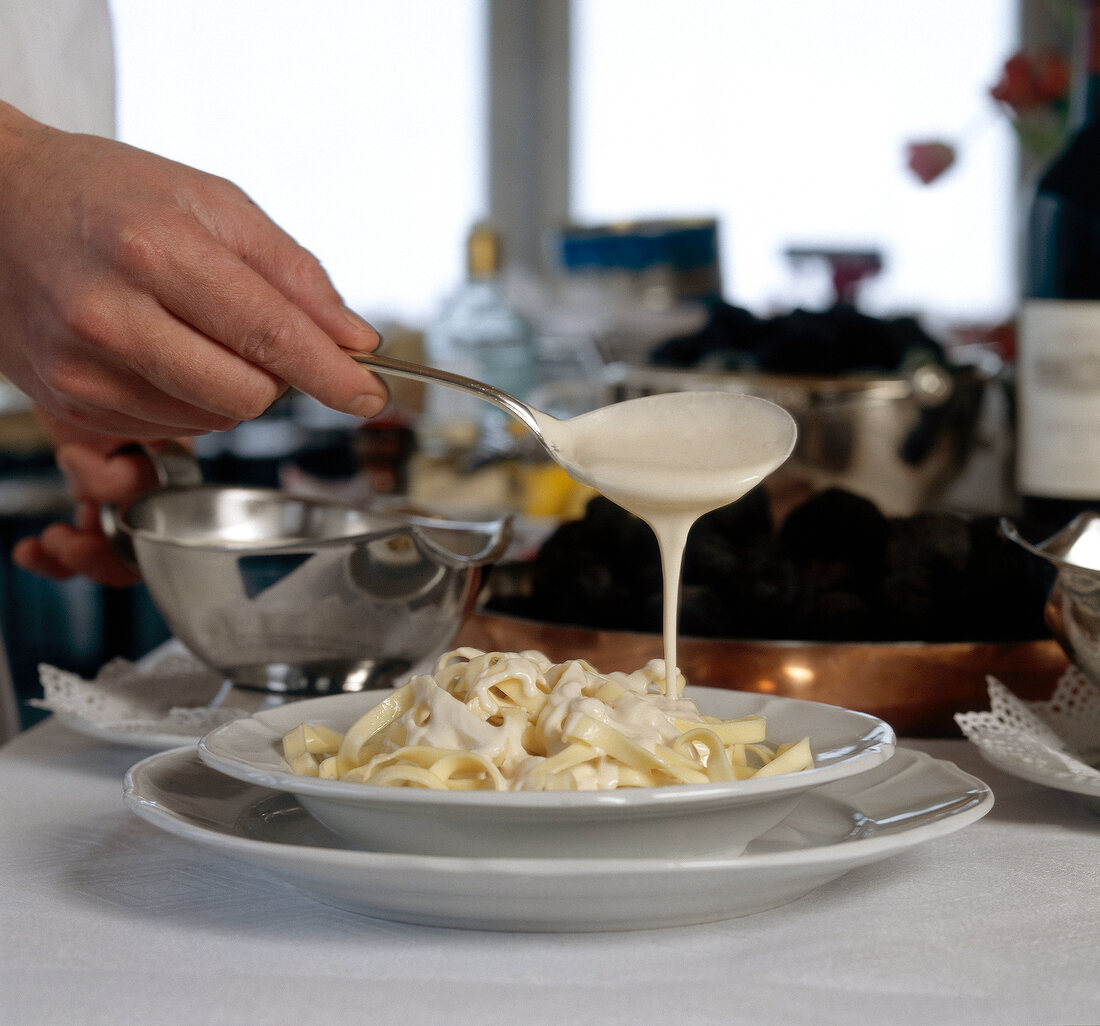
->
<box><xmin>147</xmin><ymin>196</ymin><xmax>389</xmax><ymax>418</ymax></box>
<box><xmin>12</xmin><ymin>499</ymin><xmax>141</xmax><ymax>588</ymax></box>
<box><xmin>35</xmin><ymin>394</ymin><xmax>229</xmax><ymax>439</ymax></box>
<box><xmin>189</xmin><ymin>181</ymin><xmax>384</xmax><ymax>356</ymax></box>
<box><xmin>10</xmin><ymin>536</ymin><xmax>77</xmax><ymax>580</ymax></box>
<box><xmin>10</xmin><ymin>440</ymin><xmax>165</xmax><ymax>587</ymax></box>
<box><xmin>12</xmin><ymin>524</ymin><xmax>140</xmax><ymax>588</ymax></box>
<box><xmin>30</xmin><ymin>339</ymin><xmax>248</xmax><ymax>436</ymax></box>
<box><xmin>229</xmin><ymin>208</ymin><xmax>384</xmax><ymax>356</ymax></box>
<box><xmin>37</xmin><ymin>267</ymin><xmax>283</xmax><ymax>430</ymax></box>
<box><xmin>0</xmin><ymin>116</ymin><xmax>388</xmax><ymax>442</ymax></box>
<box><xmin>33</xmin><ymin>408</ymin><xmax>157</xmax><ymax>455</ymax></box>
<box><xmin>159</xmin><ymin>249</ymin><xmax>388</xmax><ymax>418</ymax></box>
<box><xmin>54</xmin><ymin>444</ymin><xmax>162</xmax><ymax>506</ymax></box>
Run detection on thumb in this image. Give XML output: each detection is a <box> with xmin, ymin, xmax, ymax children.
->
<box><xmin>54</xmin><ymin>443</ymin><xmax>161</xmax><ymax>506</ymax></box>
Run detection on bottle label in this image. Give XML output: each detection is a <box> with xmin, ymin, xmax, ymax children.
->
<box><xmin>1017</xmin><ymin>299</ymin><xmax>1100</xmax><ymax>497</ymax></box>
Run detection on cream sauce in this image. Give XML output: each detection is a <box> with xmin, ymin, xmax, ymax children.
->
<box><xmin>385</xmin><ymin>652</ymin><xmax>710</xmax><ymax>789</ymax></box>
<box><xmin>534</xmin><ymin>392</ymin><xmax>797</xmax><ymax>697</ymax></box>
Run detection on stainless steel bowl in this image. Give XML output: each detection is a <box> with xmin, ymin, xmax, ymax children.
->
<box><xmin>1002</xmin><ymin>514</ymin><xmax>1100</xmax><ymax>688</ymax></box>
<box><xmin>604</xmin><ymin>362</ymin><xmax>991</xmax><ymax>516</ymax></box>
<box><xmin>104</xmin><ymin>443</ymin><xmax>510</xmax><ymax>694</ymax></box>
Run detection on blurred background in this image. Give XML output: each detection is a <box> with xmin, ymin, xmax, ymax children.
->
<box><xmin>0</xmin><ymin>0</ymin><xmax>1073</xmax><ymax>721</ymax></box>
<box><xmin>111</xmin><ymin>0</ymin><xmax>1018</xmax><ymax>325</ymax></box>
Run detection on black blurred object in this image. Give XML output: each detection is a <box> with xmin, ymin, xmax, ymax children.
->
<box><xmin>487</xmin><ymin>488</ymin><xmax>1050</xmax><ymax>643</ymax></box>
<box><xmin>650</xmin><ymin>300</ymin><xmax>947</xmax><ymax>377</ymax></box>
<box><xmin>356</xmin><ymin>413</ymin><xmax>416</xmax><ymax>495</ymax></box>
<box><xmin>292</xmin><ymin>429</ymin><xmax>361</xmax><ymax>480</ymax></box>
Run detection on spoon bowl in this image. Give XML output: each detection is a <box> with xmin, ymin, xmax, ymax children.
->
<box><xmin>350</xmin><ymin>350</ymin><xmax>798</xmax><ymax>501</ymax></box>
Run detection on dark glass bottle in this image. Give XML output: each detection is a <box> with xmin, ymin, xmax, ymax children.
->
<box><xmin>1018</xmin><ymin>0</ymin><xmax>1100</xmax><ymax>536</ymax></box>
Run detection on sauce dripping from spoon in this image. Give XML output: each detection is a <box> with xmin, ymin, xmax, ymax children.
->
<box><xmin>347</xmin><ymin>353</ymin><xmax>797</xmax><ymax>697</ymax></box>
<box><xmin>530</xmin><ymin>392</ymin><xmax>797</xmax><ymax>697</ymax></box>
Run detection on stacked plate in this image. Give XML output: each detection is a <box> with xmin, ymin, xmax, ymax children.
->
<box><xmin>123</xmin><ymin>684</ymin><xmax>993</xmax><ymax>931</ymax></box>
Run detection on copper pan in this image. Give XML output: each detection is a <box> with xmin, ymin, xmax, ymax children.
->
<box><xmin>454</xmin><ymin>612</ymin><xmax>1066</xmax><ymax>737</ymax></box>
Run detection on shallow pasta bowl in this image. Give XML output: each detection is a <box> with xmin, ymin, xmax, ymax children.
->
<box><xmin>197</xmin><ymin>687</ymin><xmax>895</xmax><ymax>858</ymax></box>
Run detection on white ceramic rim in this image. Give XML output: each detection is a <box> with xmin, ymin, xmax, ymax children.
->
<box><xmin>197</xmin><ymin>686</ymin><xmax>897</xmax><ymax>812</ymax></box>
<box><xmin>974</xmin><ymin>746</ymin><xmax>1100</xmax><ymax>801</ymax></box>
<box><xmin>54</xmin><ymin>712</ymin><xmax>200</xmax><ymax>751</ymax></box>
<box><xmin>121</xmin><ymin>745</ymin><xmax>994</xmax><ymax>932</ymax></box>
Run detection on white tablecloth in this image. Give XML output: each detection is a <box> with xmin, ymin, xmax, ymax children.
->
<box><xmin>0</xmin><ymin>720</ymin><xmax>1097</xmax><ymax>1026</ymax></box>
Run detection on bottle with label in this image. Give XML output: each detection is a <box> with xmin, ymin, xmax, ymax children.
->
<box><xmin>1018</xmin><ymin>0</ymin><xmax>1100</xmax><ymax>533</ymax></box>
<box><xmin>421</xmin><ymin>223</ymin><xmax>537</xmax><ymax>451</ymax></box>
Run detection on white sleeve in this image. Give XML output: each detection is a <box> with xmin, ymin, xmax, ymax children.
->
<box><xmin>0</xmin><ymin>0</ymin><xmax>115</xmax><ymax>136</ymax></box>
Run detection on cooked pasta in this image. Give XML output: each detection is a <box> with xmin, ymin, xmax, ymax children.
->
<box><xmin>281</xmin><ymin>648</ymin><xmax>813</xmax><ymax>791</ymax></box>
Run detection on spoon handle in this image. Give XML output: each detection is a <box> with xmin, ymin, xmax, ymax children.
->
<box><xmin>348</xmin><ymin>350</ymin><xmax>543</xmax><ymax>437</ymax></box>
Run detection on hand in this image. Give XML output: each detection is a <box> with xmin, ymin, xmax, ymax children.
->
<box><xmin>10</xmin><ymin>414</ymin><xmax>175</xmax><ymax>587</ymax></box>
<box><xmin>0</xmin><ymin>101</ymin><xmax>388</xmax><ymax>438</ymax></box>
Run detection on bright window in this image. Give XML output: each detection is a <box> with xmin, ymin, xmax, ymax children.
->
<box><xmin>573</xmin><ymin>0</ymin><xmax>1019</xmax><ymax>323</ymax></box>
<box><xmin>110</xmin><ymin>1</ymin><xmax>1020</xmax><ymax>328</ymax></box>
<box><xmin>109</xmin><ymin>0</ymin><xmax>486</xmax><ymax>325</ymax></box>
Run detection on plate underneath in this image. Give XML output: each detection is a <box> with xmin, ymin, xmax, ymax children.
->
<box><xmin>123</xmin><ymin>746</ymin><xmax>991</xmax><ymax>932</ymax></box>
<box><xmin>974</xmin><ymin>747</ymin><xmax>1100</xmax><ymax>808</ymax></box>
<box><xmin>55</xmin><ymin>713</ymin><xmax>206</xmax><ymax>751</ymax></box>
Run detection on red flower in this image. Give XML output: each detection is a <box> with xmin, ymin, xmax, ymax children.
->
<box><xmin>906</xmin><ymin>141</ymin><xmax>957</xmax><ymax>185</ymax></box>
<box><xmin>990</xmin><ymin>50</ymin><xmax>1070</xmax><ymax>113</ymax></box>
<box><xmin>1032</xmin><ymin>51</ymin><xmax>1071</xmax><ymax>102</ymax></box>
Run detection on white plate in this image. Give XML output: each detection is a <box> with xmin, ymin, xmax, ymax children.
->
<box><xmin>49</xmin><ymin>685</ymin><xmax>277</xmax><ymax>751</ymax></box>
<box><xmin>124</xmin><ymin>745</ymin><xmax>991</xmax><ymax>932</ymax></box>
<box><xmin>955</xmin><ymin>673</ymin><xmax>1100</xmax><ymax>811</ymax></box>
<box><xmin>37</xmin><ymin>640</ymin><xmax>241</xmax><ymax>751</ymax></box>
<box><xmin>52</xmin><ymin>712</ymin><xmax>208</xmax><ymax>751</ymax></box>
<box><xmin>972</xmin><ymin>748</ymin><xmax>1100</xmax><ymax>808</ymax></box>
<box><xmin>197</xmin><ymin>687</ymin><xmax>896</xmax><ymax>858</ymax></box>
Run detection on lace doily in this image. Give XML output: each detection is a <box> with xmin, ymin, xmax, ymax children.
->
<box><xmin>955</xmin><ymin>666</ymin><xmax>1100</xmax><ymax>798</ymax></box>
<box><xmin>34</xmin><ymin>639</ymin><xmax>247</xmax><ymax>746</ymax></box>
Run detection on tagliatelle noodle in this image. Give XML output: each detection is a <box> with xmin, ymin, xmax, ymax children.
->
<box><xmin>281</xmin><ymin>648</ymin><xmax>814</xmax><ymax>791</ymax></box>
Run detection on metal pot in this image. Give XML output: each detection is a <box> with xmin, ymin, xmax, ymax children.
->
<box><xmin>103</xmin><ymin>442</ymin><xmax>510</xmax><ymax>694</ymax></box>
<box><xmin>1002</xmin><ymin>513</ymin><xmax>1100</xmax><ymax>689</ymax></box>
<box><xmin>604</xmin><ymin>361</ymin><xmax>991</xmax><ymax>517</ymax></box>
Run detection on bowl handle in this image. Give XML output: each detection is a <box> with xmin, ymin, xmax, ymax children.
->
<box><xmin>411</xmin><ymin>516</ymin><xmax>514</xmax><ymax>568</ymax></box>
<box><xmin>99</xmin><ymin>440</ymin><xmax>205</xmax><ymax>567</ymax></box>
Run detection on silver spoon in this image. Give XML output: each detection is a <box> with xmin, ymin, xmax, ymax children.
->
<box><xmin>349</xmin><ymin>350</ymin><xmax>559</xmax><ymax>456</ymax></box>
<box><xmin>348</xmin><ymin>349</ymin><xmax>798</xmax><ymax>502</ymax></box>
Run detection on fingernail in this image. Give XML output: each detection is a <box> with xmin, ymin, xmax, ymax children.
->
<box><xmin>344</xmin><ymin>305</ymin><xmax>381</xmax><ymax>340</ymax></box>
<box><xmin>347</xmin><ymin>392</ymin><xmax>389</xmax><ymax>420</ymax></box>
